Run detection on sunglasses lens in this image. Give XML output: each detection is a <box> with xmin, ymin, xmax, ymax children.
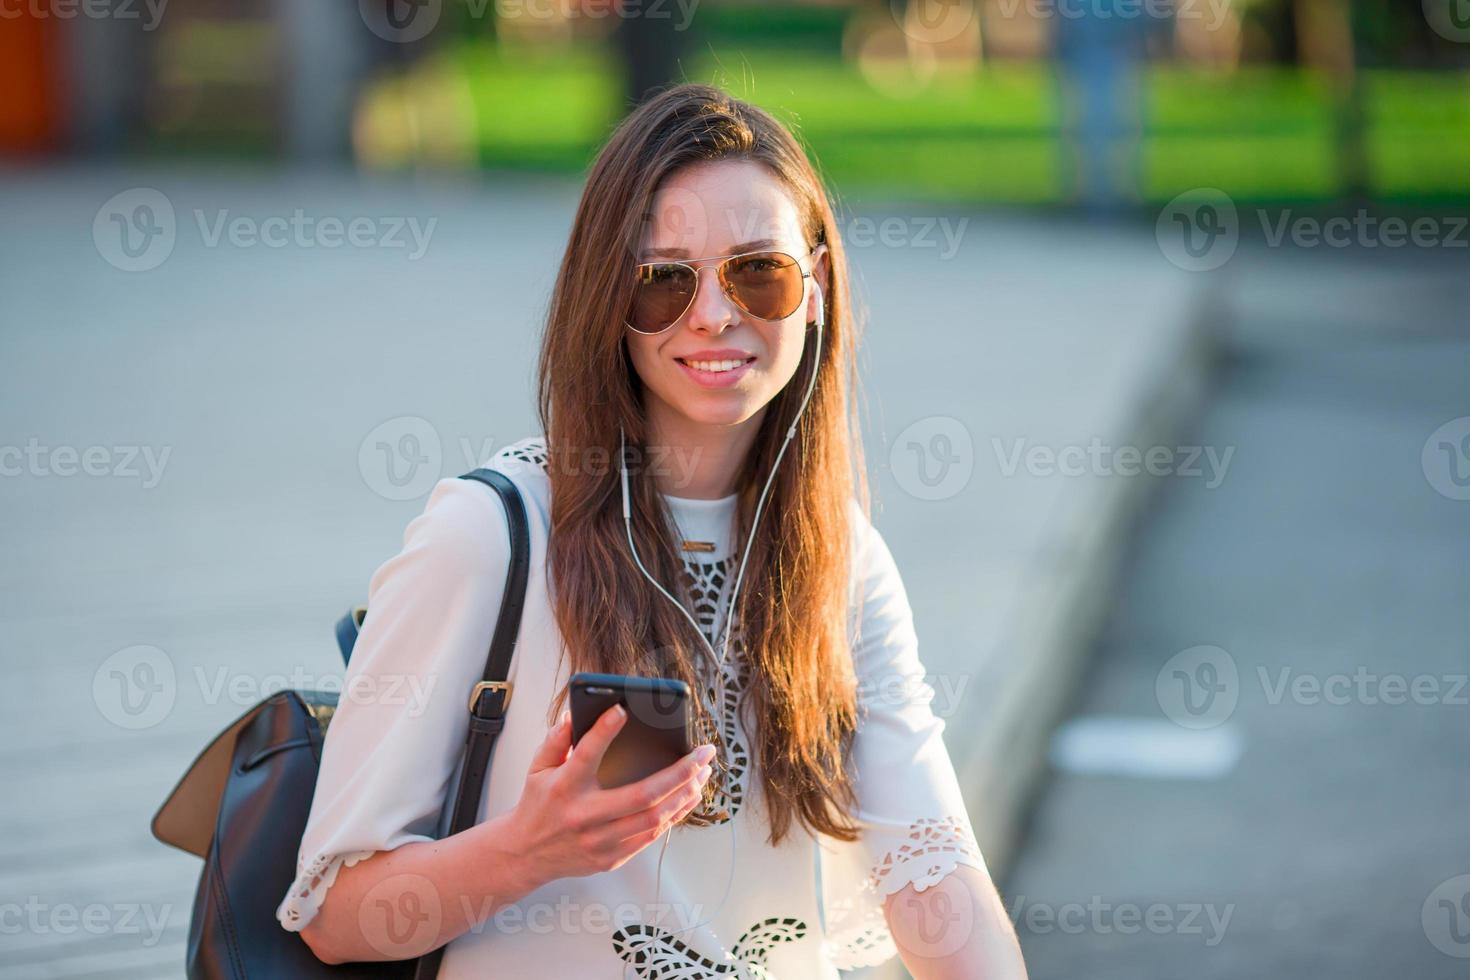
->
<box><xmin>629</xmin><ymin>263</ymin><xmax>696</xmax><ymax>333</ymax></box>
<box><xmin>723</xmin><ymin>251</ymin><xmax>805</xmax><ymax>321</ymax></box>
<box><xmin>627</xmin><ymin>251</ymin><xmax>807</xmax><ymax>332</ymax></box>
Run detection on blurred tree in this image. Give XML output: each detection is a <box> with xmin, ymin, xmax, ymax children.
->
<box><xmin>1294</xmin><ymin>0</ymin><xmax>1367</xmax><ymax>204</ymax></box>
<box><xmin>611</xmin><ymin>0</ymin><xmax>693</xmax><ymax>107</ymax></box>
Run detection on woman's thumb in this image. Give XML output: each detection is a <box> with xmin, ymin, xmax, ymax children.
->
<box><xmin>529</xmin><ymin>709</ymin><xmax>573</xmax><ymax>771</ymax></box>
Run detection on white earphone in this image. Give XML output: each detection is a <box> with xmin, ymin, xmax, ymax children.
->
<box><xmin>615</xmin><ymin>278</ymin><xmax>824</xmax><ymax>971</ymax></box>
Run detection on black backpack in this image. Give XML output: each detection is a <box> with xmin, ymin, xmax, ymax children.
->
<box><xmin>151</xmin><ymin>469</ymin><xmax>529</xmax><ymax>979</ymax></box>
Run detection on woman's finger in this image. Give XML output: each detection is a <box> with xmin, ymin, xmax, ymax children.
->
<box><xmin>594</xmin><ymin>745</ymin><xmax>714</xmax><ymax>819</ymax></box>
<box><xmin>598</xmin><ymin>776</ymin><xmax>709</xmax><ymax>848</ymax></box>
<box><xmin>528</xmin><ymin>710</ymin><xmax>573</xmax><ymax>772</ymax></box>
<box><xmin>562</xmin><ymin>702</ymin><xmax>628</xmax><ymax>785</ymax></box>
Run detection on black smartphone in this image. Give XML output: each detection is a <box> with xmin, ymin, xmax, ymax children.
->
<box><xmin>568</xmin><ymin>672</ymin><xmax>694</xmax><ymax>789</ymax></box>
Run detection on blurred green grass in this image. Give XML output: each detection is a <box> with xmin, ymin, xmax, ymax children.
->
<box><xmin>368</xmin><ymin>43</ymin><xmax>1470</xmax><ymax>205</ymax></box>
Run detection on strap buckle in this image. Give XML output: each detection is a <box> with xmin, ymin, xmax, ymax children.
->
<box><xmin>469</xmin><ymin>680</ymin><xmax>512</xmax><ymax>716</ymax></box>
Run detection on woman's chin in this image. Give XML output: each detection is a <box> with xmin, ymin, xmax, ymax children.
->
<box><xmin>669</xmin><ymin>396</ymin><xmax>760</xmax><ymax>430</ymax></box>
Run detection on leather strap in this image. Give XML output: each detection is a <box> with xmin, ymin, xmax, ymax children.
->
<box><xmin>412</xmin><ymin>467</ymin><xmax>530</xmax><ymax>980</ymax></box>
<box><xmin>334</xmin><ymin>606</ymin><xmax>367</xmax><ymax>665</ymax></box>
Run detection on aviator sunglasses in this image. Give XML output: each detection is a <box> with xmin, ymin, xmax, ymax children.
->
<box><xmin>625</xmin><ymin>248</ymin><xmax>816</xmax><ymax>335</ymax></box>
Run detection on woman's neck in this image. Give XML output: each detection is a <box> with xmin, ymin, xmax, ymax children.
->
<box><xmin>646</xmin><ymin>403</ymin><xmax>765</xmax><ymax>500</ymax></box>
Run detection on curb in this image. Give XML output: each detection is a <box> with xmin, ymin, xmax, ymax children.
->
<box><xmin>861</xmin><ymin>280</ymin><xmax>1225</xmax><ymax>980</ymax></box>
<box><xmin>967</xmin><ymin>282</ymin><xmax>1225</xmax><ymax>878</ymax></box>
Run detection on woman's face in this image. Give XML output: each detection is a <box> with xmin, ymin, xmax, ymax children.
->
<box><xmin>625</xmin><ymin>159</ymin><xmax>829</xmax><ymax>434</ymax></box>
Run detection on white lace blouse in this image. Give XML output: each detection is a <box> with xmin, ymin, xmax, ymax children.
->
<box><xmin>276</xmin><ymin>435</ymin><xmax>989</xmax><ymax>977</ymax></box>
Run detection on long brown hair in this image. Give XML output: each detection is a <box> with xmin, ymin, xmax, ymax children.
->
<box><xmin>537</xmin><ymin>83</ymin><xmax>868</xmax><ymax>846</ymax></box>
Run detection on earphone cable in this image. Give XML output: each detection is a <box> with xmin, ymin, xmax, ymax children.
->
<box><xmin>614</xmin><ymin>282</ymin><xmax>825</xmax><ymax>967</ymax></box>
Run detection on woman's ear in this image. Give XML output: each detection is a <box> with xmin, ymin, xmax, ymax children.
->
<box><xmin>807</xmin><ymin>244</ymin><xmax>831</xmax><ymax>327</ymax></box>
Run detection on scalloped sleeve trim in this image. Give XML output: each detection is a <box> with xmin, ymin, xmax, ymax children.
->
<box><xmin>821</xmin><ymin>816</ymin><xmax>988</xmax><ymax>970</ymax></box>
<box><xmin>275</xmin><ymin>849</ymin><xmax>379</xmax><ymax>933</ymax></box>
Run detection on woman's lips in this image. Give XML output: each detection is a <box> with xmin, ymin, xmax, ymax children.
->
<box><xmin>675</xmin><ymin>356</ymin><xmax>756</xmax><ymax>389</ymax></box>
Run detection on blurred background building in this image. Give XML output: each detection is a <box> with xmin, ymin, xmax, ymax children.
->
<box><xmin>6</xmin><ymin>0</ymin><xmax>1469</xmax><ymax>205</ymax></box>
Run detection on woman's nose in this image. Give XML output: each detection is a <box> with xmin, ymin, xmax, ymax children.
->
<box><xmin>683</xmin><ymin>264</ymin><xmax>738</xmax><ymax>333</ymax></box>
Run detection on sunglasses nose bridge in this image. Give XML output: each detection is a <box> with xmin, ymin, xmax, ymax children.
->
<box><xmin>682</xmin><ymin>260</ymin><xmax>741</xmax><ymax>328</ymax></box>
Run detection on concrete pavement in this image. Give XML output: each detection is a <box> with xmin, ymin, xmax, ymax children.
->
<box><xmin>1005</xmin><ymin>241</ymin><xmax>1470</xmax><ymax>979</ymax></box>
<box><xmin>0</xmin><ymin>166</ymin><xmax>1208</xmax><ymax>978</ymax></box>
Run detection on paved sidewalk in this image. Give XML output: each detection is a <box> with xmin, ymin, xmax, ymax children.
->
<box><xmin>0</xmin><ymin>167</ymin><xmax>1206</xmax><ymax>978</ymax></box>
<box><xmin>1005</xmin><ymin>243</ymin><xmax>1470</xmax><ymax>979</ymax></box>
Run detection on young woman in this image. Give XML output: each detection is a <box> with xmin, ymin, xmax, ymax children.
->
<box><xmin>278</xmin><ymin>84</ymin><xmax>1027</xmax><ymax>979</ymax></box>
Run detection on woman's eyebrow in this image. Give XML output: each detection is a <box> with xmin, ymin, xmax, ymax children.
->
<box><xmin>641</xmin><ymin>239</ymin><xmax>782</xmax><ymax>261</ymax></box>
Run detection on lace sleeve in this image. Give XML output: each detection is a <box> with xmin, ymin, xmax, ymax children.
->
<box><xmin>817</xmin><ymin>504</ymin><xmax>991</xmax><ymax>970</ymax></box>
<box><xmin>278</xmin><ymin>850</ymin><xmax>378</xmax><ymax>930</ymax></box>
<box><xmin>275</xmin><ymin>474</ymin><xmax>514</xmax><ymax>933</ymax></box>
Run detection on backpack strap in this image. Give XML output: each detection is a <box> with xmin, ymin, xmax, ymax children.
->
<box><xmin>413</xmin><ymin>468</ymin><xmax>530</xmax><ymax>979</ymax></box>
<box><xmin>441</xmin><ymin>468</ymin><xmax>531</xmax><ymax>830</ymax></box>
<box><xmin>333</xmin><ymin>606</ymin><xmax>367</xmax><ymax>665</ymax></box>
<box><xmin>332</xmin><ymin>471</ymin><xmax>529</xmax><ymax>674</ymax></box>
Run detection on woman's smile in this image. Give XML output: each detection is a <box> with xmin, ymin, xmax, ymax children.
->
<box><xmin>673</xmin><ymin>347</ymin><xmax>758</xmax><ymax>388</ymax></box>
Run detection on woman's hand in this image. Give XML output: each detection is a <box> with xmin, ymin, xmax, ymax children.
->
<box><xmin>502</xmin><ymin>704</ymin><xmax>716</xmax><ymax>891</ymax></box>
<box><xmin>299</xmin><ymin>706</ymin><xmax>712</xmax><ymax>965</ymax></box>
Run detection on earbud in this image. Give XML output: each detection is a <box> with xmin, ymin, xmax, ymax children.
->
<box><xmin>811</xmin><ymin>280</ymin><xmax>825</xmax><ymax>329</ymax></box>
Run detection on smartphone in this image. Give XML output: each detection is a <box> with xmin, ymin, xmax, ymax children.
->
<box><xmin>569</xmin><ymin>672</ymin><xmax>694</xmax><ymax>789</ymax></box>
